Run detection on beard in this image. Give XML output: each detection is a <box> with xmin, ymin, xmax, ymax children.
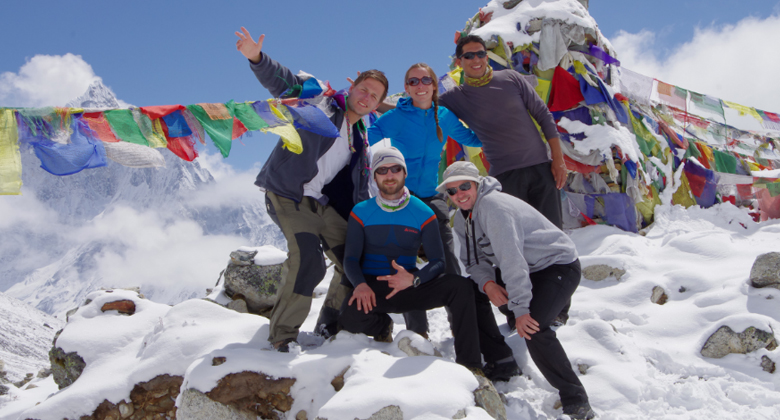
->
<box><xmin>377</xmin><ymin>177</ymin><xmax>405</xmax><ymax>197</ymax></box>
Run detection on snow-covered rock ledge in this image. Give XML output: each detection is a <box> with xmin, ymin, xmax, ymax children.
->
<box><xmin>14</xmin><ymin>289</ymin><xmax>501</xmax><ymax>420</ymax></box>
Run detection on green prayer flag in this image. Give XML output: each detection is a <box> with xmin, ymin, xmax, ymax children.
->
<box><xmin>104</xmin><ymin>110</ymin><xmax>149</xmax><ymax>146</ymax></box>
<box><xmin>186</xmin><ymin>105</ymin><xmax>232</xmax><ymax>158</ymax></box>
<box><xmin>228</xmin><ymin>101</ymin><xmax>269</xmax><ymax>131</ymax></box>
<box><xmin>712</xmin><ymin>149</ymin><xmax>737</xmax><ymax>174</ymax></box>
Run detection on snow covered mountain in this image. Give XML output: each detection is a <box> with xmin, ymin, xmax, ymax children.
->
<box><xmin>1</xmin><ymin>81</ymin><xmax>285</xmax><ymax>317</ymax></box>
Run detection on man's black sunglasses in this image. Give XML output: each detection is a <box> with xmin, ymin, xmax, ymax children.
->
<box><xmin>407</xmin><ymin>76</ymin><xmax>434</xmax><ymax>86</ymax></box>
<box><xmin>375</xmin><ymin>165</ymin><xmax>404</xmax><ymax>175</ymax></box>
<box><xmin>458</xmin><ymin>50</ymin><xmax>487</xmax><ymax>60</ymax></box>
<box><xmin>446</xmin><ymin>182</ymin><xmax>473</xmax><ymax>196</ymax></box>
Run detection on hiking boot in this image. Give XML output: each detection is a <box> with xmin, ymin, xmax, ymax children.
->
<box><xmin>272</xmin><ymin>337</ymin><xmax>297</xmax><ymax>353</ymax></box>
<box><xmin>314</xmin><ymin>322</ymin><xmax>340</xmax><ymax>339</ymax></box>
<box><xmin>374</xmin><ymin>321</ymin><xmax>394</xmax><ymax>343</ymax></box>
<box><xmin>483</xmin><ymin>360</ymin><xmax>521</xmax><ymax>382</ymax></box>
<box><xmin>562</xmin><ymin>401</ymin><xmax>596</xmax><ymax>419</ymax></box>
<box><xmin>552</xmin><ymin>312</ymin><xmax>569</xmax><ymax>328</ymax></box>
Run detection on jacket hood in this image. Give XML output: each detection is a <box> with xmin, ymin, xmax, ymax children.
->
<box><xmin>473</xmin><ymin>176</ymin><xmax>503</xmax><ymax>213</ymax></box>
<box><xmin>396</xmin><ymin>96</ymin><xmax>434</xmax><ymax>113</ymax></box>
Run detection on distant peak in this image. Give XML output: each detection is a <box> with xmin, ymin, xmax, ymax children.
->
<box><xmin>66</xmin><ymin>80</ymin><xmax>122</xmax><ymax>109</ymax></box>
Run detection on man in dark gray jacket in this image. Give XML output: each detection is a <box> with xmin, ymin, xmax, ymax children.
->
<box><xmin>438</xmin><ymin>161</ymin><xmax>595</xmax><ymax>420</ymax></box>
<box><xmin>235</xmin><ymin>27</ymin><xmax>388</xmax><ymax>351</ymax></box>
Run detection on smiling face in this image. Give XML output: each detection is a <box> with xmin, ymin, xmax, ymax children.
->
<box><xmin>374</xmin><ymin>164</ymin><xmax>406</xmax><ymax>199</ymax></box>
<box><xmin>455</xmin><ymin>42</ymin><xmax>488</xmax><ymax>79</ymax></box>
<box><xmin>446</xmin><ymin>181</ymin><xmax>478</xmax><ymax>211</ymax></box>
<box><xmin>404</xmin><ymin>66</ymin><xmax>436</xmax><ymax>109</ymax></box>
<box><xmin>348</xmin><ymin>78</ymin><xmax>385</xmax><ymax>117</ymax></box>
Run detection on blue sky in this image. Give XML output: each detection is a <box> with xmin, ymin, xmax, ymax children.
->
<box><xmin>1</xmin><ymin>0</ymin><xmax>779</xmax><ymax>171</ymax></box>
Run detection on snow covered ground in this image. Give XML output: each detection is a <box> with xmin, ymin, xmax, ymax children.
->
<box><xmin>1</xmin><ymin>202</ymin><xmax>778</xmax><ymax>419</ymax></box>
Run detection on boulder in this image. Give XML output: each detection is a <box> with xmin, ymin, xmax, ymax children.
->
<box><xmin>472</xmin><ymin>373</ymin><xmax>507</xmax><ymax>420</ymax></box>
<box><xmin>222</xmin><ymin>249</ymin><xmax>284</xmax><ymax>317</ymax></box>
<box><xmin>397</xmin><ymin>335</ymin><xmax>442</xmax><ymax>358</ymax></box>
<box><xmin>49</xmin><ymin>346</ymin><xmax>86</xmax><ymax>389</ymax></box>
<box><xmin>0</xmin><ymin>384</ymin><xmax>8</xmax><ymax>396</ymax></box>
<box><xmin>178</xmin><ymin>389</ymin><xmax>255</xmax><ymax>420</ymax></box>
<box><xmin>582</xmin><ymin>264</ymin><xmax>626</xmax><ymax>281</ymax></box>
<box><xmin>749</xmin><ymin>252</ymin><xmax>780</xmax><ymax>290</ymax></box>
<box><xmin>179</xmin><ymin>371</ymin><xmax>296</xmax><ymax>420</ymax></box>
<box><xmin>101</xmin><ymin>299</ymin><xmax>136</xmax><ymax>315</ymax></box>
<box><xmin>700</xmin><ymin>326</ymin><xmax>778</xmax><ymax>359</ymax></box>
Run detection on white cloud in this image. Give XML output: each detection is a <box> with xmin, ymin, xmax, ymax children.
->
<box><xmin>185</xmin><ymin>149</ymin><xmax>263</xmax><ymax>209</ymax></box>
<box><xmin>0</xmin><ymin>53</ymin><xmax>101</xmax><ymax>107</ymax></box>
<box><xmin>611</xmin><ymin>14</ymin><xmax>780</xmax><ymax>113</ymax></box>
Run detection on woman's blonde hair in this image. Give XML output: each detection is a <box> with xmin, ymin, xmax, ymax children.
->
<box><xmin>405</xmin><ymin>63</ymin><xmax>443</xmax><ymax>142</ymax></box>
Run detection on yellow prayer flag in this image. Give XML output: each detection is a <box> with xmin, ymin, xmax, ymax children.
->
<box><xmin>150</xmin><ymin>118</ymin><xmax>169</xmax><ymax>148</ymax></box>
<box><xmin>722</xmin><ymin>100</ymin><xmax>763</xmax><ymax>123</ymax></box>
<box><xmin>0</xmin><ymin>109</ymin><xmax>22</xmax><ymax>195</ymax></box>
<box><xmin>264</xmin><ymin>124</ymin><xmax>303</xmax><ymax>154</ymax></box>
<box><xmin>534</xmin><ymin>78</ymin><xmax>551</xmax><ymax>104</ymax></box>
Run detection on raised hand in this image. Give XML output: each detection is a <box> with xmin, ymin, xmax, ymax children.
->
<box><xmin>235</xmin><ymin>26</ymin><xmax>265</xmax><ymax>63</ymax></box>
<box><xmin>377</xmin><ymin>260</ymin><xmax>414</xmax><ymax>299</ymax></box>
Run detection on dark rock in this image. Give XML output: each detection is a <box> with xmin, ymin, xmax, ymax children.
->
<box><xmin>86</xmin><ymin>374</ymin><xmax>183</xmax><ymax>420</ymax></box>
<box><xmin>0</xmin><ymin>384</ymin><xmax>9</xmax><ymax>395</ymax></box>
<box><xmin>101</xmin><ymin>299</ymin><xmax>136</xmax><ymax>315</ymax></box>
<box><xmin>761</xmin><ymin>356</ymin><xmax>776</xmax><ymax>374</ymax></box>
<box><xmin>331</xmin><ymin>367</ymin><xmax>349</xmax><ymax>392</ymax></box>
<box><xmin>749</xmin><ymin>252</ymin><xmax>780</xmax><ymax>290</ymax></box>
<box><xmin>212</xmin><ymin>357</ymin><xmax>227</xmax><ymax>366</ymax></box>
<box><xmin>701</xmin><ymin>326</ymin><xmax>778</xmax><ymax>359</ymax></box>
<box><xmin>472</xmin><ymin>372</ymin><xmax>507</xmax><ymax>420</ymax></box>
<box><xmin>222</xmin><ymin>249</ymin><xmax>283</xmax><ymax>317</ymax></box>
<box><xmin>49</xmin><ymin>346</ymin><xmax>86</xmax><ymax>389</ymax></box>
<box><xmin>651</xmin><ymin>286</ymin><xmax>668</xmax><ymax>305</ymax></box>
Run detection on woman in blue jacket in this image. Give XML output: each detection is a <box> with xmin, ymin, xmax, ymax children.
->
<box><xmin>367</xmin><ymin>63</ymin><xmax>482</xmax><ymax>335</ymax></box>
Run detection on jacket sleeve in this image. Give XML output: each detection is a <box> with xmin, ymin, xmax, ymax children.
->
<box><xmin>457</xmin><ymin>214</ymin><xmax>496</xmax><ymax>293</ymax></box>
<box><xmin>514</xmin><ymin>72</ymin><xmax>559</xmax><ymax>141</ymax></box>
<box><xmin>478</xmin><ymin>200</ymin><xmax>534</xmax><ymax>317</ymax></box>
<box><xmin>439</xmin><ymin>107</ymin><xmax>482</xmax><ymax>148</ymax></box>
<box><xmin>344</xmin><ymin>212</ymin><xmax>367</xmax><ymax>287</ymax></box>
<box><xmin>415</xmin><ymin>214</ymin><xmax>445</xmax><ymax>283</ymax></box>
<box><xmin>248</xmin><ymin>52</ymin><xmax>304</xmax><ymax>98</ymax></box>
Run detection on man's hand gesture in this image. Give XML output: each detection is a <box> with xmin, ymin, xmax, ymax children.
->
<box><xmin>348</xmin><ymin>283</ymin><xmax>376</xmax><ymax>314</ymax></box>
<box><xmin>235</xmin><ymin>26</ymin><xmax>264</xmax><ymax>63</ymax></box>
<box><xmin>377</xmin><ymin>260</ymin><xmax>414</xmax><ymax>299</ymax></box>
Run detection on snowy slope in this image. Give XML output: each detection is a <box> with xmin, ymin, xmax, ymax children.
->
<box><xmin>0</xmin><ymin>291</ymin><xmax>63</xmax><ymax>384</ymax></box>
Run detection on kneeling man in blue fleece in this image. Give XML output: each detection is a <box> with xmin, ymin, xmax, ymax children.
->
<box><xmin>439</xmin><ymin>160</ymin><xmax>595</xmax><ymax>420</ymax></box>
<box><xmin>339</xmin><ymin>147</ymin><xmax>517</xmax><ymax>376</ymax></box>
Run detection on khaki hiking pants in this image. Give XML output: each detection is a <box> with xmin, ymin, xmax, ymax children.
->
<box><xmin>265</xmin><ymin>191</ymin><xmax>352</xmax><ymax>343</ymax></box>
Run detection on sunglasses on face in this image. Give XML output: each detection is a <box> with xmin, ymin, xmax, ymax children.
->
<box><xmin>446</xmin><ymin>181</ymin><xmax>473</xmax><ymax>196</ymax></box>
<box><xmin>458</xmin><ymin>50</ymin><xmax>487</xmax><ymax>60</ymax></box>
<box><xmin>375</xmin><ymin>165</ymin><xmax>404</xmax><ymax>175</ymax></box>
<box><xmin>407</xmin><ymin>76</ymin><xmax>434</xmax><ymax>86</ymax></box>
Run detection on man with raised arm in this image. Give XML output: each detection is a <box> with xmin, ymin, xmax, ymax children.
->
<box><xmin>339</xmin><ymin>148</ymin><xmax>519</xmax><ymax>377</ymax></box>
<box><xmin>439</xmin><ymin>161</ymin><xmax>595</xmax><ymax>420</ymax></box>
<box><xmin>235</xmin><ymin>27</ymin><xmax>388</xmax><ymax>352</ymax></box>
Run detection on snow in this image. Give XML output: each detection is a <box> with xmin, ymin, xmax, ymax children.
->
<box><xmin>237</xmin><ymin>244</ymin><xmax>288</xmax><ymax>266</ymax></box>
<box><xmin>2</xmin><ymin>205</ymin><xmax>779</xmax><ymax>419</ymax></box>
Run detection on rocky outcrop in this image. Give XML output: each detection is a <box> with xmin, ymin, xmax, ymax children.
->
<box><xmin>397</xmin><ymin>335</ymin><xmax>443</xmax><ymax>358</ymax></box>
<box><xmin>749</xmin><ymin>252</ymin><xmax>780</xmax><ymax>290</ymax></box>
<box><xmin>84</xmin><ymin>374</ymin><xmax>183</xmax><ymax>420</ymax></box>
<box><xmin>49</xmin><ymin>345</ymin><xmax>86</xmax><ymax>389</ymax></box>
<box><xmin>700</xmin><ymin>326</ymin><xmax>778</xmax><ymax>358</ymax></box>
<box><xmin>582</xmin><ymin>264</ymin><xmax>626</xmax><ymax>281</ymax></box>
<box><xmin>101</xmin><ymin>299</ymin><xmax>136</xmax><ymax>315</ymax></box>
<box><xmin>761</xmin><ymin>356</ymin><xmax>776</xmax><ymax>374</ymax></box>
<box><xmin>221</xmin><ymin>249</ymin><xmax>283</xmax><ymax>317</ymax></box>
<box><xmin>178</xmin><ymin>371</ymin><xmax>296</xmax><ymax>420</ymax></box>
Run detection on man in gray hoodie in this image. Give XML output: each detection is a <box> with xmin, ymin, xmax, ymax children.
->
<box><xmin>438</xmin><ymin>161</ymin><xmax>595</xmax><ymax>420</ymax></box>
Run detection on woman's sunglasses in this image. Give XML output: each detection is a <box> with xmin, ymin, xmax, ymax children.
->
<box><xmin>458</xmin><ymin>50</ymin><xmax>488</xmax><ymax>60</ymax></box>
<box><xmin>407</xmin><ymin>76</ymin><xmax>434</xmax><ymax>86</ymax></box>
<box><xmin>446</xmin><ymin>182</ymin><xmax>473</xmax><ymax>196</ymax></box>
<box><xmin>375</xmin><ymin>165</ymin><xmax>404</xmax><ymax>175</ymax></box>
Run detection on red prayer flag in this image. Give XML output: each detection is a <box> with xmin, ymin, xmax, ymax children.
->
<box><xmin>548</xmin><ymin>67</ymin><xmax>585</xmax><ymax>112</ymax></box>
<box><xmin>232</xmin><ymin>117</ymin><xmax>248</xmax><ymax>140</ymax></box>
<box><xmin>140</xmin><ymin>105</ymin><xmax>186</xmax><ymax>120</ymax></box>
